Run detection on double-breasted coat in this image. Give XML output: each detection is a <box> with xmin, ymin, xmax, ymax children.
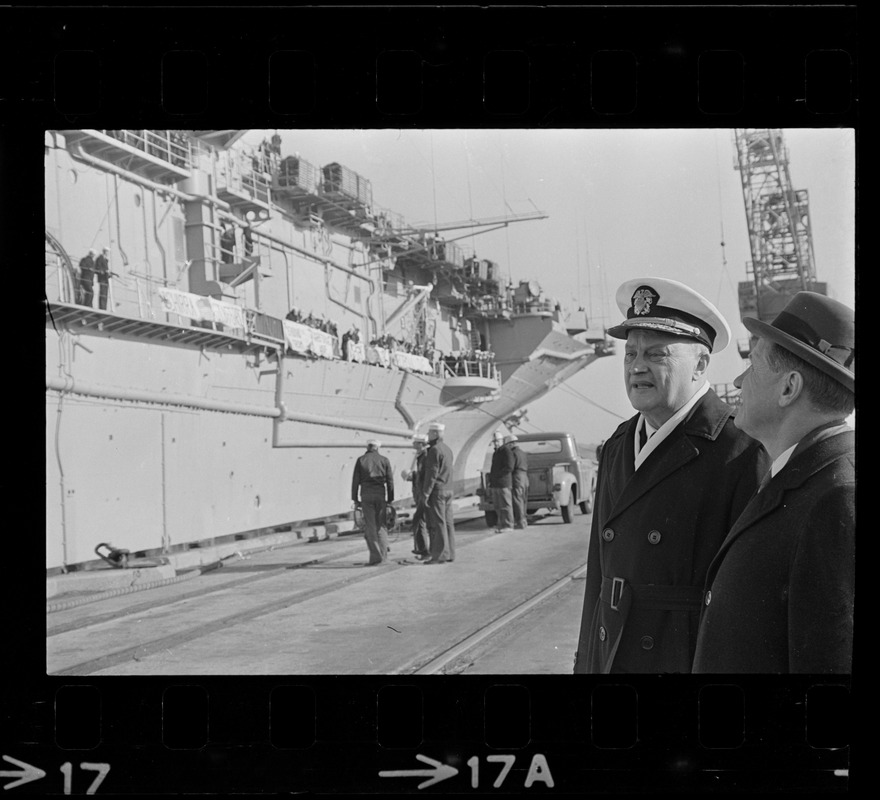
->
<box><xmin>692</xmin><ymin>426</ymin><xmax>855</xmax><ymax>673</ymax></box>
<box><xmin>574</xmin><ymin>389</ymin><xmax>769</xmax><ymax>674</ymax></box>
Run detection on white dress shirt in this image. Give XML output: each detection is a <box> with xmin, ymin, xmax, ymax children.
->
<box><xmin>634</xmin><ymin>381</ymin><xmax>710</xmax><ymax>471</ymax></box>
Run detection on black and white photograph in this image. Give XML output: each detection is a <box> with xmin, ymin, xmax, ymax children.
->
<box><xmin>44</xmin><ymin>128</ymin><xmax>854</xmax><ymax>678</ymax></box>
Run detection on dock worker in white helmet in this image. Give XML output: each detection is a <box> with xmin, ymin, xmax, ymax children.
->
<box><xmin>573</xmin><ymin>277</ymin><xmax>769</xmax><ymax>674</ymax></box>
<box><xmin>420</xmin><ymin>422</ymin><xmax>455</xmax><ymax>564</ymax></box>
<box><xmin>351</xmin><ymin>439</ymin><xmax>394</xmax><ymax>566</ymax></box>
<box><xmin>487</xmin><ymin>429</ymin><xmax>515</xmax><ymax>534</ymax></box>
<box><xmin>404</xmin><ymin>434</ymin><xmax>431</xmax><ymax>560</ymax></box>
<box><xmin>506</xmin><ymin>433</ymin><xmax>530</xmax><ymax>530</ymax></box>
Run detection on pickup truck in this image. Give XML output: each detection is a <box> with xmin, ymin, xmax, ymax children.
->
<box><xmin>478</xmin><ymin>431</ymin><xmax>597</xmax><ymax>526</ymax></box>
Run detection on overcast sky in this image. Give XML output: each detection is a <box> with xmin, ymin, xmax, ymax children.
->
<box><xmin>247</xmin><ymin>128</ymin><xmax>855</xmax><ymax>446</ymax></box>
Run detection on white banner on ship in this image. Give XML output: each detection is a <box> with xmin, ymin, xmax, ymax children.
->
<box><xmin>392</xmin><ymin>351</ymin><xmax>432</xmax><ymax>374</ymax></box>
<box><xmin>309</xmin><ymin>329</ymin><xmax>336</xmax><ymax>359</ymax></box>
<box><xmin>282</xmin><ymin>320</ymin><xmax>338</xmax><ymax>359</ymax></box>
<box><xmin>345</xmin><ymin>341</ymin><xmax>366</xmax><ymax>362</ymax></box>
<box><xmin>206</xmin><ymin>298</ymin><xmax>245</xmax><ymax>332</ymax></box>
<box><xmin>157</xmin><ymin>288</ymin><xmax>245</xmax><ymax>333</ymax></box>
<box><xmin>157</xmin><ymin>287</ymin><xmax>203</xmax><ymax>320</ymax></box>
<box><xmin>282</xmin><ymin>320</ymin><xmax>312</xmax><ymax>354</ymax></box>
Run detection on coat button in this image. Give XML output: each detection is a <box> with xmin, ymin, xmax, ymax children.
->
<box><xmin>599</xmin><ymin>626</ymin><xmax>607</xmax><ymax>641</ymax></box>
<box><xmin>647</xmin><ymin>530</ymin><xmax>661</xmax><ymax>545</ymax></box>
<box><xmin>705</xmin><ymin>590</ymin><xmax>712</xmax><ymax>606</ymax></box>
<box><xmin>602</xmin><ymin>528</ymin><xmax>615</xmax><ymax>542</ymax></box>
<box><xmin>640</xmin><ymin>635</ymin><xmax>654</xmax><ymax>650</ymax></box>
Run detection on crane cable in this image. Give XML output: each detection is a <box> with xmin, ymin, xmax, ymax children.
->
<box><xmin>714</xmin><ymin>132</ymin><xmax>737</xmax><ymax>308</ymax></box>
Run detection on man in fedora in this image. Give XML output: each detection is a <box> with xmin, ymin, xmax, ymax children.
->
<box><xmin>693</xmin><ymin>292</ymin><xmax>855</xmax><ymax>673</ymax></box>
<box><xmin>351</xmin><ymin>439</ymin><xmax>394</xmax><ymax>566</ymax></box>
<box><xmin>574</xmin><ymin>277</ymin><xmax>769</xmax><ymax>674</ymax></box>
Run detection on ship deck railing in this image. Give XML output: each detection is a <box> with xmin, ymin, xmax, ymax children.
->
<box><xmin>435</xmin><ymin>356</ymin><xmax>499</xmax><ymax>382</ymax></box>
<box><xmin>98</xmin><ymin>130</ymin><xmax>191</xmax><ymax>169</ymax></box>
<box><xmin>511</xmin><ymin>300</ymin><xmax>559</xmax><ymax>317</ymax></box>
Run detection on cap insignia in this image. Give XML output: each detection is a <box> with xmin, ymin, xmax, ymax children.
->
<box><xmin>632</xmin><ymin>286</ymin><xmax>659</xmax><ymax>317</ymax></box>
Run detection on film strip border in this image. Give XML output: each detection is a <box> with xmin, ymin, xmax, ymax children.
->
<box><xmin>4</xmin><ymin>677</ymin><xmax>851</xmax><ymax>793</ymax></box>
<box><xmin>3</xmin><ymin>6</ymin><xmax>858</xmax><ymax>126</ymax></box>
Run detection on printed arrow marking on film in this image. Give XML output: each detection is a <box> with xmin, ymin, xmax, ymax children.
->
<box><xmin>379</xmin><ymin>754</ymin><xmax>459</xmax><ymax>789</ymax></box>
<box><xmin>0</xmin><ymin>755</ymin><xmax>46</xmax><ymax>790</ymax></box>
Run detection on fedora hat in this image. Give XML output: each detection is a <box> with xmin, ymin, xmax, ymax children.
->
<box><xmin>607</xmin><ymin>277</ymin><xmax>731</xmax><ymax>353</ymax></box>
<box><xmin>743</xmin><ymin>291</ymin><xmax>854</xmax><ymax>392</ymax></box>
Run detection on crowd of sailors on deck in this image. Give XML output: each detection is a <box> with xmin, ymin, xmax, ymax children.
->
<box><xmin>285</xmin><ymin>307</ymin><xmax>340</xmax><ymax>339</ymax></box>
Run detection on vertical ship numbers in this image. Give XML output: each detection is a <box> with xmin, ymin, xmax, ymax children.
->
<box><xmin>379</xmin><ymin>753</ymin><xmax>554</xmax><ymax>790</ymax></box>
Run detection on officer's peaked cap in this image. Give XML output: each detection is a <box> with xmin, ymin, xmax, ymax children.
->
<box><xmin>607</xmin><ymin>277</ymin><xmax>731</xmax><ymax>353</ymax></box>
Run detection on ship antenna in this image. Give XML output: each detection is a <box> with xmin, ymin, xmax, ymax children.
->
<box><xmin>430</xmin><ymin>132</ymin><xmax>439</xmax><ymax>238</ymax></box>
<box><xmin>500</xmin><ymin>151</ymin><xmax>513</xmax><ymax>287</ymax></box>
<box><xmin>464</xmin><ymin>138</ymin><xmax>477</xmax><ymax>256</ymax></box>
<box><xmin>575</xmin><ymin>213</ymin><xmax>582</xmax><ymax>310</ymax></box>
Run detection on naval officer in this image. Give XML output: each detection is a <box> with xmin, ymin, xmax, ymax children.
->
<box><xmin>573</xmin><ymin>277</ymin><xmax>769</xmax><ymax>673</ymax></box>
<box><xmin>693</xmin><ymin>292</ymin><xmax>855</xmax><ymax>673</ymax></box>
<box><xmin>351</xmin><ymin>439</ymin><xmax>394</xmax><ymax>566</ymax></box>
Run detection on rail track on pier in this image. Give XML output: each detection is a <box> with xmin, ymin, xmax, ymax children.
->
<box><xmin>47</xmin><ymin>511</ymin><xmax>591</xmax><ymax>677</ymax></box>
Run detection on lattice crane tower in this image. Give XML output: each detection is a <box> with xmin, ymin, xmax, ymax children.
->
<box><xmin>733</xmin><ymin>129</ymin><xmax>826</xmax><ymax>358</ymax></box>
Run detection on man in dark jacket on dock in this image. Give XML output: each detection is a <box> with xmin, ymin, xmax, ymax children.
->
<box><xmin>574</xmin><ymin>277</ymin><xmax>769</xmax><ymax>674</ymax></box>
<box><xmin>693</xmin><ymin>292</ymin><xmax>855</xmax><ymax>673</ymax></box>
<box><xmin>404</xmin><ymin>434</ymin><xmax>430</xmax><ymax>560</ymax></box>
<box><xmin>420</xmin><ymin>422</ymin><xmax>455</xmax><ymax>564</ymax></box>
<box><xmin>508</xmin><ymin>433</ymin><xmax>530</xmax><ymax>530</ymax></box>
<box><xmin>488</xmin><ymin>430</ymin><xmax>515</xmax><ymax>533</ymax></box>
<box><xmin>352</xmin><ymin>439</ymin><xmax>394</xmax><ymax>566</ymax></box>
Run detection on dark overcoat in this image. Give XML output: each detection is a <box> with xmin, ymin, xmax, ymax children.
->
<box><xmin>573</xmin><ymin>389</ymin><xmax>769</xmax><ymax>674</ymax></box>
<box><xmin>692</xmin><ymin>427</ymin><xmax>855</xmax><ymax>673</ymax></box>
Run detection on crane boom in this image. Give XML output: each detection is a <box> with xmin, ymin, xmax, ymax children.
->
<box><xmin>399</xmin><ymin>210</ymin><xmax>548</xmax><ymax>235</ymax></box>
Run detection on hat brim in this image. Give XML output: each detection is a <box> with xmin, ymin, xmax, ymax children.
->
<box><xmin>743</xmin><ymin>316</ymin><xmax>854</xmax><ymax>393</ymax></box>
<box><xmin>607</xmin><ymin>318</ymin><xmax>718</xmax><ymax>349</ymax></box>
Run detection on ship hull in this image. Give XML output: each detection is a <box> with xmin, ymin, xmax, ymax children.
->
<box><xmin>45</xmin><ymin>318</ymin><xmax>604</xmax><ymax>570</ymax></box>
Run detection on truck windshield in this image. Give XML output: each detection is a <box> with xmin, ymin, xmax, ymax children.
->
<box><xmin>518</xmin><ymin>440</ymin><xmax>564</xmax><ymax>455</ymax></box>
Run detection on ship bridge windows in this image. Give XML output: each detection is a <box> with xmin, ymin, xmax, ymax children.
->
<box><xmin>60</xmin><ymin>130</ymin><xmax>192</xmax><ymax>183</ymax></box>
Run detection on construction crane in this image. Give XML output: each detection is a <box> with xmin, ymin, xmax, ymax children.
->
<box><xmin>733</xmin><ymin>129</ymin><xmax>827</xmax><ymax>358</ymax></box>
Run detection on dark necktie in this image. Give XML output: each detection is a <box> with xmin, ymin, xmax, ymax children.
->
<box><xmin>638</xmin><ymin>424</ymin><xmax>648</xmax><ymax>451</ymax></box>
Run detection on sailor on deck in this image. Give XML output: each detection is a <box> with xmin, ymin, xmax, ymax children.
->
<box><xmin>95</xmin><ymin>246</ymin><xmax>112</xmax><ymax>310</ymax></box>
<box><xmin>352</xmin><ymin>439</ymin><xmax>394</xmax><ymax>566</ymax></box>
<box><xmin>77</xmin><ymin>248</ymin><xmax>97</xmax><ymax>307</ymax></box>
